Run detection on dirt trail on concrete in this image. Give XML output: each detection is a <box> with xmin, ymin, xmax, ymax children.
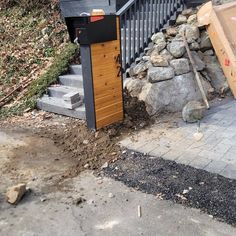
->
<box><xmin>0</xmin><ymin>94</ymin><xmax>152</xmax><ymax>196</ymax></box>
<box><xmin>0</xmin><ymin>129</ymin><xmax>80</xmax><ymax>196</ymax></box>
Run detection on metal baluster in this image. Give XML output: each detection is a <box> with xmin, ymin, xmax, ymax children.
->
<box><xmin>158</xmin><ymin>0</ymin><xmax>161</xmax><ymax>30</ymax></box>
<box><xmin>123</xmin><ymin>13</ymin><xmax>127</xmax><ymax>69</ymax></box>
<box><xmin>145</xmin><ymin>0</ymin><xmax>149</xmax><ymax>46</ymax></box>
<box><xmin>141</xmin><ymin>0</ymin><xmax>145</xmax><ymax>50</ymax></box>
<box><xmin>171</xmin><ymin>0</ymin><xmax>174</xmax><ymax>13</ymax></box>
<box><xmin>128</xmin><ymin>8</ymin><xmax>132</xmax><ymax>66</ymax></box>
<box><xmin>165</xmin><ymin>0</ymin><xmax>168</xmax><ymax>23</ymax></box>
<box><xmin>117</xmin><ymin>0</ymin><xmax>186</xmax><ymax>71</ymax></box>
<box><xmin>161</xmin><ymin>0</ymin><xmax>164</xmax><ymax>27</ymax></box>
<box><xmin>137</xmin><ymin>0</ymin><xmax>141</xmax><ymax>54</ymax></box>
<box><xmin>167</xmin><ymin>0</ymin><xmax>171</xmax><ymax>19</ymax></box>
<box><xmin>150</xmin><ymin>0</ymin><xmax>154</xmax><ymax>34</ymax></box>
<box><xmin>153</xmin><ymin>0</ymin><xmax>157</xmax><ymax>32</ymax></box>
<box><xmin>133</xmin><ymin>3</ymin><xmax>137</xmax><ymax>61</ymax></box>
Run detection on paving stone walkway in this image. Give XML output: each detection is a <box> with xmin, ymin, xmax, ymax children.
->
<box><xmin>120</xmin><ymin>98</ymin><xmax>236</xmax><ymax>180</ymax></box>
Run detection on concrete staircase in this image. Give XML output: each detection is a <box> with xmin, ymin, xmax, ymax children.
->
<box><xmin>37</xmin><ymin>1</ymin><xmax>197</xmax><ymax>119</ymax></box>
<box><xmin>37</xmin><ymin>65</ymin><xmax>86</xmax><ymax>119</ymax></box>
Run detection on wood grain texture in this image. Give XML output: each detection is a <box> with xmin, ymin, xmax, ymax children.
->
<box><xmin>206</xmin><ymin>4</ymin><xmax>236</xmax><ymax>97</ymax></box>
<box><xmin>90</xmin><ymin>17</ymin><xmax>123</xmax><ymax>129</ymax></box>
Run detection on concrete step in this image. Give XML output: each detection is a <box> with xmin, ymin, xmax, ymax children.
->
<box><xmin>37</xmin><ymin>96</ymin><xmax>86</xmax><ymax>119</ymax></box>
<box><xmin>59</xmin><ymin>74</ymin><xmax>83</xmax><ymax>88</ymax></box>
<box><xmin>41</xmin><ymin>95</ymin><xmax>82</xmax><ymax>109</ymax></box>
<box><xmin>69</xmin><ymin>64</ymin><xmax>82</xmax><ymax>75</ymax></box>
<box><xmin>48</xmin><ymin>86</ymin><xmax>84</xmax><ymax>99</ymax></box>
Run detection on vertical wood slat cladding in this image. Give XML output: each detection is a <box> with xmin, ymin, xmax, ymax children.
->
<box><xmin>90</xmin><ymin>18</ymin><xmax>123</xmax><ymax>129</ymax></box>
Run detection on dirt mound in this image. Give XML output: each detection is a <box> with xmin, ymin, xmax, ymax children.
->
<box><xmin>124</xmin><ymin>90</ymin><xmax>151</xmax><ymax>128</ymax></box>
<box><xmin>43</xmin><ymin>121</ymin><xmax>121</xmax><ymax>177</ymax></box>
<box><xmin>35</xmin><ymin>93</ymin><xmax>152</xmax><ymax>177</ymax></box>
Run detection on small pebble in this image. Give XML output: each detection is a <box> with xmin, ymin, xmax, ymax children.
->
<box><xmin>84</xmin><ymin>163</ymin><xmax>89</xmax><ymax>168</ymax></box>
<box><xmin>83</xmin><ymin>140</ymin><xmax>89</xmax><ymax>145</ymax></box>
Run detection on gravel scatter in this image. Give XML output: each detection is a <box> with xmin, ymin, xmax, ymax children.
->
<box><xmin>103</xmin><ymin>150</ymin><xmax>236</xmax><ymax>226</ymax></box>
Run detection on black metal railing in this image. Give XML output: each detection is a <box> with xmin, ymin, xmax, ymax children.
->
<box><xmin>117</xmin><ymin>0</ymin><xmax>185</xmax><ymax>70</ymax></box>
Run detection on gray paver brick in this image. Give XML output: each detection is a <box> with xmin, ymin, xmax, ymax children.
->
<box><xmin>221</xmin><ymin>138</ymin><xmax>235</xmax><ymax>146</ymax></box>
<box><xmin>221</xmin><ymin>151</ymin><xmax>236</xmax><ymax>165</ymax></box>
<box><xmin>149</xmin><ymin>146</ymin><xmax>171</xmax><ymax>158</ymax></box>
<box><xmin>204</xmin><ymin>160</ymin><xmax>228</xmax><ymax>174</ymax></box>
<box><xmin>162</xmin><ymin>149</ymin><xmax>184</xmax><ymax>161</ymax></box>
<box><xmin>210</xmin><ymin>141</ymin><xmax>232</xmax><ymax>155</ymax></box>
<box><xmin>119</xmin><ymin>138</ymin><xmax>133</xmax><ymax>147</ymax></box>
<box><xmin>119</xmin><ymin>98</ymin><xmax>236</xmax><ymax>180</ymax></box>
<box><xmin>190</xmin><ymin>156</ymin><xmax>212</xmax><ymax>170</ymax></box>
<box><xmin>204</xmin><ymin>134</ymin><xmax>221</xmax><ymax>145</ymax></box>
<box><xmin>220</xmin><ymin>164</ymin><xmax>236</xmax><ymax>179</ymax></box>
<box><xmin>198</xmin><ymin>150</ymin><xmax>224</xmax><ymax>160</ymax></box>
<box><xmin>228</xmin><ymin>145</ymin><xmax>236</xmax><ymax>153</ymax></box>
<box><xmin>176</xmin><ymin>154</ymin><xmax>198</xmax><ymax>165</ymax></box>
<box><xmin>137</xmin><ymin>141</ymin><xmax>160</xmax><ymax>154</ymax></box>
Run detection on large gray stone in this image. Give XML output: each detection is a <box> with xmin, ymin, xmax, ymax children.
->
<box><xmin>200</xmin><ymin>31</ymin><xmax>213</xmax><ymax>51</ymax></box>
<box><xmin>151</xmin><ymin>33</ymin><xmax>167</xmax><ymax>52</ymax></box>
<box><xmin>166</xmin><ymin>27</ymin><xmax>178</xmax><ymax>37</ymax></box>
<box><xmin>189</xmin><ymin>41</ymin><xmax>200</xmax><ymax>50</ymax></box>
<box><xmin>160</xmin><ymin>49</ymin><xmax>173</xmax><ymax>61</ymax></box>
<box><xmin>125</xmin><ymin>78</ymin><xmax>146</xmax><ymax>97</ymax></box>
<box><xmin>182</xmin><ymin>101</ymin><xmax>206</xmax><ymax>123</ymax></box>
<box><xmin>176</xmin><ymin>14</ymin><xmax>187</xmax><ymax>25</ymax></box>
<box><xmin>129</xmin><ymin>62</ymin><xmax>148</xmax><ymax>79</ymax></box>
<box><xmin>150</xmin><ymin>50</ymin><xmax>169</xmax><ymax>67</ymax></box>
<box><xmin>170</xmin><ymin>58</ymin><xmax>190</xmax><ymax>75</ymax></box>
<box><xmin>204</xmin><ymin>50</ymin><xmax>214</xmax><ymax>56</ymax></box>
<box><xmin>151</xmin><ymin>32</ymin><xmax>165</xmax><ymax>43</ymax></box>
<box><xmin>191</xmin><ymin>51</ymin><xmax>205</xmax><ymax>71</ymax></box>
<box><xmin>148</xmin><ymin>66</ymin><xmax>175</xmax><ymax>83</ymax></box>
<box><xmin>139</xmin><ymin>72</ymin><xmax>212</xmax><ymax>115</ymax></box>
<box><xmin>187</xmin><ymin>14</ymin><xmax>197</xmax><ymax>25</ymax></box>
<box><xmin>185</xmin><ymin>25</ymin><xmax>200</xmax><ymax>43</ymax></box>
<box><xmin>203</xmin><ymin>55</ymin><xmax>228</xmax><ymax>94</ymax></box>
<box><xmin>167</xmin><ymin>40</ymin><xmax>186</xmax><ymax>58</ymax></box>
<box><xmin>153</xmin><ymin>40</ymin><xmax>167</xmax><ymax>52</ymax></box>
<box><xmin>182</xmin><ymin>8</ymin><xmax>194</xmax><ymax>17</ymax></box>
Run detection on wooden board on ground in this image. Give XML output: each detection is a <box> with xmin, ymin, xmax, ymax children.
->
<box><xmin>197</xmin><ymin>1</ymin><xmax>236</xmax><ymax>97</ymax></box>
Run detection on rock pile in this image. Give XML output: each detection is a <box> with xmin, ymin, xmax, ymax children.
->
<box><xmin>126</xmin><ymin>8</ymin><xmax>229</xmax><ymax>116</ymax></box>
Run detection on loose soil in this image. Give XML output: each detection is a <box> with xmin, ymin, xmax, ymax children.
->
<box><xmin>37</xmin><ymin>94</ymin><xmax>152</xmax><ymax>177</ymax></box>
<box><xmin>0</xmin><ymin>94</ymin><xmax>153</xmax><ymax>181</ymax></box>
<box><xmin>103</xmin><ymin>149</ymin><xmax>236</xmax><ymax>226</ymax></box>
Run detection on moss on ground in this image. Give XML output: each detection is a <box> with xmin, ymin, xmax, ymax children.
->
<box><xmin>0</xmin><ymin>43</ymin><xmax>78</xmax><ymax>118</ymax></box>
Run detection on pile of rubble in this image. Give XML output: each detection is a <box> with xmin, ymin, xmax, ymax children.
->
<box><xmin>125</xmin><ymin>8</ymin><xmax>229</xmax><ymax>117</ymax></box>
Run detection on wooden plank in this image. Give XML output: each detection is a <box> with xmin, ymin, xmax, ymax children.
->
<box><xmin>207</xmin><ymin>9</ymin><xmax>236</xmax><ymax>97</ymax></box>
<box><xmin>96</xmin><ymin>101</ymin><xmax>123</xmax><ymax>120</ymax></box>
<box><xmin>198</xmin><ymin>2</ymin><xmax>236</xmax><ymax>97</ymax></box>
<box><xmin>93</xmin><ymin>80</ymin><xmax>122</xmax><ymax>91</ymax></box>
<box><xmin>95</xmin><ymin>91</ymin><xmax>123</xmax><ymax>110</ymax></box>
<box><xmin>96</xmin><ymin>111</ymin><xmax>123</xmax><ymax>129</ymax></box>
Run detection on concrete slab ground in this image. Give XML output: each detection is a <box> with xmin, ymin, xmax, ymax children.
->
<box><xmin>120</xmin><ymin>98</ymin><xmax>236</xmax><ymax>179</ymax></box>
<box><xmin>1</xmin><ymin>172</ymin><xmax>236</xmax><ymax>236</ymax></box>
<box><xmin>1</xmin><ymin>127</ymin><xmax>236</xmax><ymax>236</ymax></box>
